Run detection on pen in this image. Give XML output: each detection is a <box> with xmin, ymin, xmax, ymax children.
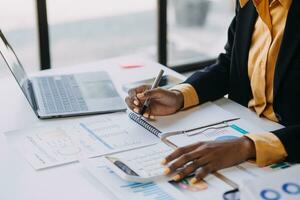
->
<box><xmin>107</xmin><ymin>156</ymin><xmax>139</xmax><ymax>176</ymax></box>
<box><xmin>114</xmin><ymin>160</ymin><xmax>139</xmax><ymax>176</ymax></box>
<box><xmin>139</xmin><ymin>69</ymin><xmax>164</xmax><ymax>117</ymax></box>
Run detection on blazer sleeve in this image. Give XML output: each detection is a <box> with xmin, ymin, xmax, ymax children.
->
<box><xmin>272</xmin><ymin>125</ymin><xmax>300</xmax><ymax>163</ymax></box>
<box><xmin>183</xmin><ymin>3</ymin><xmax>239</xmax><ymax>102</ymax></box>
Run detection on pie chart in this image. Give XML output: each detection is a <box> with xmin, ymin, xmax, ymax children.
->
<box><xmin>215</xmin><ymin>135</ymin><xmax>239</xmax><ymax>141</ymax></box>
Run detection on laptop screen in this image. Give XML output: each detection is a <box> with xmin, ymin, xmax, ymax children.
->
<box><xmin>0</xmin><ymin>30</ymin><xmax>35</xmax><ymax>109</ymax></box>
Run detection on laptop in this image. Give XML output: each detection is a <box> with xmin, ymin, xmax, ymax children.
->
<box><xmin>0</xmin><ymin>30</ymin><xmax>126</xmax><ymax>119</ymax></box>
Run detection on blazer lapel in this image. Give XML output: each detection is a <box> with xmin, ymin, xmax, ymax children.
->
<box><xmin>274</xmin><ymin>0</ymin><xmax>300</xmax><ymax>97</ymax></box>
<box><xmin>234</xmin><ymin>1</ymin><xmax>257</xmax><ymax>92</ymax></box>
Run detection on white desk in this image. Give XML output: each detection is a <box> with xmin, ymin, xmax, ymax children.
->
<box><xmin>0</xmin><ymin>56</ymin><xmax>282</xmax><ymax>200</ymax></box>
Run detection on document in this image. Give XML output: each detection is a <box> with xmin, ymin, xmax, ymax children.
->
<box><xmin>83</xmin><ymin>157</ymin><xmax>232</xmax><ymax>200</ymax></box>
<box><xmin>102</xmin><ymin>143</ymin><xmax>232</xmax><ymax>199</ymax></box>
<box><xmin>5</xmin><ymin>113</ymin><xmax>159</xmax><ymax>170</ymax></box>
<box><xmin>83</xmin><ymin>157</ymin><xmax>187</xmax><ymax>200</ymax></box>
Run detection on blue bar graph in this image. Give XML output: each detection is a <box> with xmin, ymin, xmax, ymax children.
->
<box><xmin>121</xmin><ymin>182</ymin><xmax>175</xmax><ymax>200</ymax></box>
<box><xmin>80</xmin><ymin>123</ymin><xmax>113</xmax><ymax>150</ymax></box>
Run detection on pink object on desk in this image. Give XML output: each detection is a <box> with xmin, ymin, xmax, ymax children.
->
<box><xmin>121</xmin><ymin>64</ymin><xmax>144</xmax><ymax>69</ymax></box>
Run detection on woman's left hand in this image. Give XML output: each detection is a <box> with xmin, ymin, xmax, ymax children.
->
<box><xmin>161</xmin><ymin>136</ymin><xmax>256</xmax><ymax>183</ymax></box>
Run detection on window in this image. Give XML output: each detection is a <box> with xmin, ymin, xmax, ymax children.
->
<box><xmin>0</xmin><ymin>0</ymin><xmax>236</xmax><ymax>74</ymax></box>
<box><xmin>168</xmin><ymin>0</ymin><xmax>235</xmax><ymax>67</ymax></box>
<box><xmin>0</xmin><ymin>0</ymin><xmax>39</xmax><ymax>74</ymax></box>
<box><xmin>47</xmin><ymin>0</ymin><xmax>157</xmax><ymax>68</ymax></box>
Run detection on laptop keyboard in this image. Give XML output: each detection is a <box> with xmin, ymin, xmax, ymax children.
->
<box><xmin>37</xmin><ymin>75</ymin><xmax>88</xmax><ymax>114</ymax></box>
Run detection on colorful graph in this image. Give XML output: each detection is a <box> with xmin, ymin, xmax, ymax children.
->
<box><xmin>270</xmin><ymin>162</ymin><xmax>291</xmax><ymax>169</ymax></box>
<box><xmin>170</xmin><ymin>176</ymin><xmax>208</xmax><ymax>192</ymax></box>
<box><xmin>95</xmin><ymin>164</ymin><xmax>182</xmax><ymax>200</ymax></box>
<box><xmin>80</xmin><ymin>123</ymin><xmax>113</xmax><ymax>150</ymax></box>
<box><xmin>121</xmin><ymin>182</ymin><xmax>175</xmax><ymax>200</ymax></box>
<box><xmin>215</xmin><ymin>135</ymin><xmax>239</xmax><ymax>141</ymax></box>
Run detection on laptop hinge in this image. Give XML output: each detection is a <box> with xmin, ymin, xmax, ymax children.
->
<box><xmin>27</xmin><ymin>80</ymin><xmax>39</xmax><ymax>112</ymax></box>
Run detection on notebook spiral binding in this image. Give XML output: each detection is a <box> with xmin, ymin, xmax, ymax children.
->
<box><xmin>128</xmin><ymin>112</ymin><xmax>161</xmax><ymax>137</ymax></box>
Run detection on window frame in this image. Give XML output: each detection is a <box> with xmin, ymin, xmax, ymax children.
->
<box><xmin>36</xmin><ymin>0</ymin><xmax>215</xmax><ymax>72</ymax></box>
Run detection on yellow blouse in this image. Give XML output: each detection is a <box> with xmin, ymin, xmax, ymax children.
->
<box><xmin>171</xmin><ymin>0</ymin><xmax>291</xmax><ymax>166</ymax></box>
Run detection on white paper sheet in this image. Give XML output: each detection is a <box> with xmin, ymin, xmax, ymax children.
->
<box><xmin>82</xmin><ymin>157</ymin><xmax>187</xmax><ymax>200</ymax></box>
<box><xmin>83</xmin><ymin>157</ymin><xmax>232</xmax><ymax>200</ymax></box>
<box><xmin>5</xmin><ymin>113</ymin><xmax>159</xmax><ymax>170</ymax></box>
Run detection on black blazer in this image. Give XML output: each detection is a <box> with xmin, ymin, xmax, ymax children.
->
<box><xmin>184</xmin><ymin>0</ymin><xmax>300</xmax><ymax>163</ymax></box>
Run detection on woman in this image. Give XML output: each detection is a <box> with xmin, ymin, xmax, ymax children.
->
<box><xmin>126</xmin><ymin>0</ymin><xmax>300</xmax><ymax>184</ymax></box>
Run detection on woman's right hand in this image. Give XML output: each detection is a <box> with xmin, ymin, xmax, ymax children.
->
<box><xmin>125</xmin><ymin>85</ymin><xmax>184</xmax><ymax>119</ymax></box>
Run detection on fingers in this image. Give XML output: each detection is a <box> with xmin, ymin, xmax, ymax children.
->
<box><xmin>166</xmin><ymin>150</ymin><xmax>208</xmax><ymax>175</ymax></box>
<box><xmin>128</xmin><ymin>85</ymin><xmax>150</xmax><ymax>97</ymax></box>
<box><xmin>126</xmin><ymin>86</ymin><xmax>171</xmax><ymax>119</ymax></box>
<box><xmin>142</xmin><ymin>88</ymin><xmax>164</xmax><ymax>100</ymax></box>
<box><xmin>125</xmin><ymin>96</ymin><xmax>136</xmax><ymax>111</ymax></box>
<box><xmin>136</xmin><ymin>88</ymin><xmax>167</xmax><ymax>102</ymax></box>
<box><xmin>125</xmin><ymin>96</ymin><xmax>155</xmax><ymax>119</ymax></box>
<box><xmin>171</xmin><ymin>157</ymin><xmax>209</xmax><ymax>181</ymax></box>
<box><xmin>126</xmin><ymin>85</ymin><xmax>150</xmax><ymax>112</ymax></box>
<box><xmin>141</xmin><ymin>111</ymin><xmax>151</xmax><ymax>119</ymax></box>
<box><xmin>133</xmin><ymin>99</ymin><xmax>140</xmax><ymax>106</ymax></box>
<box><xmin>142</xmin><ymin>113</ymin><xmax>155</xmax><ymax>120</ymax></box>
<box><xmin>125</xmin><ymin>95</ymin><xmax>141</xmax><ymax>111</ymax></box>
<box><xmin>167</xmin><ymin>152</ymin><xmax>199</xmax><ymax>173</ymax></box>
<box><xmin>125</xmin><ymin>96</ymin><xmax>142</xmax><ymax>114</ymax></box>
<box><xmin>191</xmin><ymin>164</ymin><xmax>214</xmax><ymax>184</ymax></box>
<box><xmin>161</xmin><ymin>142</ymin><xmax>203</xmax><ymax>165</ymax></box>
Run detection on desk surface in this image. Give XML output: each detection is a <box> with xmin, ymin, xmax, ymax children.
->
<box><xmin>0</xmin><ymin>56</ymin><xmax>282</xmax><ymax>200</ymax></box>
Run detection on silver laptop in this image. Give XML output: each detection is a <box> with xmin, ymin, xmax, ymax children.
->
<box><xmin>0</xmin><ymin>30</ymin><xmax>126</xmax><ymax>119</ymax></box>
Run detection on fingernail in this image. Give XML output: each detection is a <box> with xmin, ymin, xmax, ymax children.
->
<box><xmin>133</xmin><ymin>100</ymin><xmax>139</xmax><ymax>106</ymax></box>
<box><xmin>190</xmin><ymin>178</ymin><xmax>198</xmax><ymax>184</ymax></box>
<box><xmin>160</xmin><ymin>159</ymin><xmax>167</xmax><ymax>165</ymax></box>
<box><xmin>163</xmin><ymin>168</ymin><xmax>171</xmax><ymax>175</ymax></box>
<box><xmin>150</xmin><ymin>115</ymin><xmax>155</xmax><ymax>120</ymax></box>
<box><xmin>133</xmin><ymin>108</ymin><xmax>139</xmax><ymax>113</ymax></box>
<box><xmin>172</xmin><ymin>174</ymin><xmax>181</xmax><ymax>181</ymax></box>
<box><xmin>143</xmin><ymin>113</ymin><xmax>149</xmax><ymax>118</ymax></box>
<box><xmin>137</xmin><ymin>93</ymin><xmax>144</xmax><ymax>98</ymax></box>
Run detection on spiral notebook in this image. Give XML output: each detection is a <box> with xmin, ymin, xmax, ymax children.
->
<box><xmin>128</xmin><ymin>102</ymin><xmax>238</xmax><ymax>140</ymax></box>
<box><xmin>128</xmin><ymin>112</ymin><xmax>162</xmax><ymax>137</ymax></box>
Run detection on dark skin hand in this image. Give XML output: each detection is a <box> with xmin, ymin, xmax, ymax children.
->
<box><xmin>125</xmin><ymin>85</ymin><xmax>257</xmax><ymax>183</ymax></box>
<box><xmin>125</xmin><ymin>85</ymin><xmax>184</xmax><ymax>119</ymax></box>
<box><xmin>161</xmin><ymin>137</ymin><xmax>256</xmax><ymax>183</ymax></box>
